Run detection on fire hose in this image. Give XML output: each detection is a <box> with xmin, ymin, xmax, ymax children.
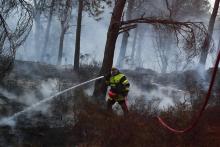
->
<box><xmin>157</xmin><ymin>50</ymin><xmax>220</xmax><ymax>133</ymax></box>
<box><xmin>0</xmin><ymin>76</ymin><xmax>104</xmax><ymax>123</ymax></box>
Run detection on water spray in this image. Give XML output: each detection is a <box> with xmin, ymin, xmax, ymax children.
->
<box><xmin>0</xmin><ymin>76</ymin><xmax>104</xmax><ymax>125</ymax></box>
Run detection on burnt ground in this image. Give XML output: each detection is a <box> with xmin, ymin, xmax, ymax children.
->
<box><xmin>0</xmin><ymin>60</ymin><xmax>220</xmax><ymax>146</ymax></box>
<box><xmin>1</xmin><ymin>101</ymin><xmax>219</xmax><ymax>147</ymax></box>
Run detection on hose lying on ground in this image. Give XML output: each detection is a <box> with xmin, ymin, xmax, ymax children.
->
<box><xmin>157</xmin><ymin>51</ymin><xmax>220</xmax><ymax>133</ymax></box>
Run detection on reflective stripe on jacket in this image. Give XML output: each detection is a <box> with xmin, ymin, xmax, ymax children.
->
<box><xmin>108</xmin><ymin>73</ymin><xmax>130</xmax><ymax>94</ymax></box>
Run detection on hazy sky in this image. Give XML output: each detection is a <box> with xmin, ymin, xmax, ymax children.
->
<box><xmin>17</xmin><ymin>0</ymin><xmax>218</xmax><ymax>71</ymax></box>
<box><xmin>209</xmin><ymin>0</ymin><xmax>215</xmax><ymax>7</ymax></box>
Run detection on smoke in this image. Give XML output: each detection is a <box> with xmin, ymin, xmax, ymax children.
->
<box><xmin>0</xmin><ymin>117</ymin><xmax>16</xmax><ymax>127</ymax></box>
<box><xmin>196</xmin><ymin>63</ymin><xmax>209</xmax><ymax>90</ymax></box>
<box><xmin>0</xmin><ymin>79</ymin><xmax>59</xmax><ymax>126</ymax></box>
<box><xmin>1</xmin><ymin>79</ymin><xmax>58</xmax><ymax>105</ymax></box>
<box><xmin>128</xmin><ymin>80</ymin><xmax>190</xmax><ymax>109</ymax></box>
<box><xmin>37</xmin><ymin>79</ymin><xmax>59</xmax><ymax>98</ymax></box>
<box><xmin>129</xmin><ymin>82</ymin><xmax>173</xmax><ymax>109</ymax></box>
<box><xmin>13</xmin><ymin>0</ymin><xmax>217</xmax><ymax>74</ymax></box>
<box><xmin>15</xmin><ymin>4</ymin><xmax>112</xmax><ymax>65</ymax></box>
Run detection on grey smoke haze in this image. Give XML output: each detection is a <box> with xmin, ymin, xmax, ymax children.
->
<box><xmin>14</xmin><ymin>0</ymin><xmax>219</xmax><ymax>73</ymax></box>
<box><xmin>16</xmin><ymin>7</ymin><xmax>112</xmax><ymax>65</ymax></box>
<box><xmin>7</xmin><ymin>0</ymin><xmax>218</xmax><ymax>118</ymax></box>
<box><xmin>3</xmin><ymin>0</ymin><xmax>217</xmax><ymax>103</ymax></box>
<box><xmin>1</xmin><ymin>0</ymin><xmax>218</xmax><ymax>120</ymax></box>
<box><xmin>0</xmin><ymin>78</ymin><xmax>59</xmax><ymax>126</ymax></box>
<box><xmin>0</xmin><ymin>79</ymin><xmax>58</xmax><ymax>105</ymax></box>
<box><xmin>128</xmin><ymin>80</ymin><xmax>191</xmax><ymax>109</ymax></box>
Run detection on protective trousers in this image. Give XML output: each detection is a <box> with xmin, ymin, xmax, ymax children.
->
<box><xmin>107</xmin><ymin>97</ymin><xmax>128</xmax><ymax>115</ymax></box>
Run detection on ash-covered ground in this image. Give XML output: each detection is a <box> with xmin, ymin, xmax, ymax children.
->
<box><xmin>0</xmin><ymin>60</ymin><xmax>220</xmax><ymax>146</ymax></box>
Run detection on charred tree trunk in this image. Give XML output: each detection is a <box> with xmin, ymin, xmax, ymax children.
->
<box><xmin>116</xmin><ymin>0</ymin><xmax>134</xmax><ymax>68</ymax></box>
<box><xmin>57</xmin><ymin>23</ymin><xmax>66</xmax><ymax>65</ymax></box>
<box><xmin>74</xmin><ymin>0</ymin><xmax>83</xmax><ymax>71</ymax></box>
<box><xmin>199</xmin><ymin>0</ymin><xmax>220</xmax><ymax>66</ymax></box>
<box><xmin>41</xmin><ymin>0</ymin><xmax>55</xmax><ymax>61</ymax></box>
<box><xmin>93</xmin><ymin>0</ymin><xmax>127</xmax><ymax>101</ymax></box>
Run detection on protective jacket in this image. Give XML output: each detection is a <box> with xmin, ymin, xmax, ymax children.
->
<box><xmin>106</xmin><ymin>73</ymin><xmax>130</xmax><ymax>96</ymax></box>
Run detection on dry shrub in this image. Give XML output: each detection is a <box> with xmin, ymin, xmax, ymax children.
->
<box><xmin>71</xmin><ymin>94</ymin><xmax>220</xmax><ymax>147</ymax></box>
<box><xmin>6</xmin><ymin>90</ymin><xmax>219</xmax><ymax>147</ymax></box>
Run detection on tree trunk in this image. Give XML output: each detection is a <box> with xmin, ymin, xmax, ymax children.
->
<box><xmin>93</xmin><ymin>0</ymin><xmax>127</xmax><ymax>101</ymax></box>
<box><xmin>57</xmin><ymin>23</ymin><xmax>65</xmax><ymax>65</ymax></box>
<box><xmin>135</xmin><ymin>29</ymin><xmax>144</xmax><ymax>68</ymax></box>
<box><xmin>33</xmin><ymin>0</ymin><xmax>42</xmax><ymax>58</ymax></box>
<box><xmin>131</xmin><ymin>27</ymin><xmax>138</xmax><ymax>67</ymax></box>
<box><xmin>74</xmin><ymin>0</ymin><xmax>83</xmax><ymax>71</ymax></box>
<box><xmin>41</xmin><ymin>0</ymin><xmax>55</xmax><ymax>61</ymax></box>
<box><xmin>199</xmin><ymin>0</ymin><xmax>220</xmax><ymax>66</ymax></box>
<box><xmin>0</xmin><ymin>34</ymin><xmax>6</xmax><ymax>54</ymax></box>
<box><xmin>57</xmin><ymin>0</ymin><xmax>72</xmax><ymax>65</ymax></box>
<box><xmin>161</xmin><ymin>56</ymin><xmax>168</xmax><ymax>73</ymax></box>
<box><xmin>116</xmin><ymin>32</ymin><xmax>129</xmax><ymax>68</ymax></box>
<box><xmin>116</xmin><ymin>0</ymin><xmax>134</xmax><ymax>68</ymax></box>
<box><xmin>217</xmin><ymin>30</ymin><xmax>220</xmax><ymax>52</ymax></box>
<box><xmin>156</xmin><ymin>31</ymin><xmax>171</xmax><ymax>73</ymax></box>
<box><xmin>34</xmin><ymin>14</ymin><xmax>41</xmax><ymax>55</ymax></box>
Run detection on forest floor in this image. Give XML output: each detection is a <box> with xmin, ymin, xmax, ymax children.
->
<box><xmin>0</xmin><ymin>60</ymin><xmax>220</xmax><ymax>146</ymax></box>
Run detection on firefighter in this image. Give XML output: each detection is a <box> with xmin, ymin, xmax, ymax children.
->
<box><xmin>105</xmin><ymin>67</ymin><xmax>130</xmax><ymax>114</ymax></box>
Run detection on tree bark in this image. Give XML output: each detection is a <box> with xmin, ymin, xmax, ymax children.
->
<box><xmin>93</xmin><ymin>0</ymin><xmax>127</xmax><ymax>101</ymax></box>
<box><xmin>116</xmin><ymin>0</ymin><xmax>134</xmax><ymax>68</ymax></box>
<box><xmin>41</xmin><ymin>0</ymin><xmax>55</xmax><ymax>61</ymax></box>
<box><xmin>74</xmin><ymin>0</ymin><xmax>83</xmax><ymax>71</ymax></box>
<box><xmin>57</xmin><ymin>23</ymin><xmax>65</xmax><ymax>65</ymax></box>
<box><xmin>199</xmin><ymin>0</ymin><xmax>220</xmax><ymax>66</ymax></box>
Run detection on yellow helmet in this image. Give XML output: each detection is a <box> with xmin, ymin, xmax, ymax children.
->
<box><xmin>111</xmin><ymin>67</ymin><xmax>119</xmax><ymax>76</ymax></box>
<box><xmin>111</xmin><ymin>67</ymin><xmax>118</xmax><ymax>71</ymax></box>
